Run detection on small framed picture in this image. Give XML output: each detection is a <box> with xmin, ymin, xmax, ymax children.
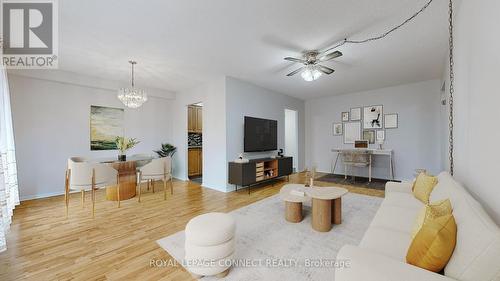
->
<box><xmin>363</xmin><ymin>130</ymin><xmax>375</xmax><ymax>144</ymax></box>
<box><xmin>376</xmin><ymin>130</ymin><xmax>385</xmax><ymax>141</ymax></box>
<box><xmin>333</xmin><ymin>123</ymin><xmax>343</xmax><ymax>136</ymax></box>
<box><xmin>341</xmin><ymin>112</ymin><xmax>349</xmax><ymax>122</ymax></box>
<box><xmin>384</xmin><ymin>113</ymin><xmax>398</xmax><ymax>129</ymax></box>
<box><xmin>350</xmin><ymin>107</ymin><xmax>361</xmax><ymax>121</ymax></box>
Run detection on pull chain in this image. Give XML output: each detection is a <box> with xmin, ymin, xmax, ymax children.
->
<box><xmin>448</xmin><ymin>0</ymin><xmax>455</xmax><ymax>176</ymax></box>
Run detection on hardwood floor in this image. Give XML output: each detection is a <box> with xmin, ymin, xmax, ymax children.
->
<box><xmin>0</xmin><ymin>172</ymin><xmax>383</xmax><ymax>281</ymax></box>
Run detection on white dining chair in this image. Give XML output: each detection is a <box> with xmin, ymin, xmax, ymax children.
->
<box><xmin>66</xmin><ymin>158</ymin><xmax>119</xmax><ymax>217</ymax></box>
<box><xmin>137</xmin><ymin>156</ymin><xmax>172</xmax><ymax>202</ymax></box>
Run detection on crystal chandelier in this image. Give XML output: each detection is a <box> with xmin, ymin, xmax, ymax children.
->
<box><xmin>301</xmin><ymin>65</ymin><xmax>322</xmax><ymax>82</ymax></box>
<box><xmin>117</xmin><ymin>60</ymin><xmax>147</xmax><ymax>108</ymax></box>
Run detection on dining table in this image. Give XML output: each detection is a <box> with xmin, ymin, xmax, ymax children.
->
<box><xmin>89</xmin><ymin>155</ymin><xmax>153</xmax><ymax>201</ymax></box>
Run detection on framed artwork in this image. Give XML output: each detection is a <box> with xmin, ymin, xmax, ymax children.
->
<box><xmin>90</xmin><ymin>105</ymin><xmax>124</xmax><ymax>150</ymax></box>
<box><xmin>344</xmin><ymin>122</ymin><xmax>361</xmax><ymax>144</ymax></box>
<box><xmin>376</xmin><ymin>130</ymin><xmax>386</xmax><ymax>141</ymax></box>
<box><xmin>363</xmin><ymin>130</ymin><xmax>375</xmax><ymax>144</ymax></box>
<box><xmin>333</xmin><ymin>123</ymin><xmax>343</xmax><ymax>136</ymax></box>
<box><xmin>350</xmin><ymin>107</ymin><xmax>361</xmax><ymax>121</ymax></box>
<box><xmin>363</xmin><ymin>105</ymin><xmax>383</xmax><ymax>129</ymax></box>
<box><xmin>384</xmin><ymin>113</ymin><xmax>398</xmax><ymax>129</ymax></box>
<box><xmin>341</xmin><ymin>112</ymin><xmax>349</xmax><ymax>122</ymax></box>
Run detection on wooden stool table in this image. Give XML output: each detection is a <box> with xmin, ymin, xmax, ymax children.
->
<box><xmin>279</xmin><ymin>184</ymin><xmax>310</xmax><ymax>223</ymax></box>
<box><xmin>306</xmin><ymin>186</ymin><xmax>348</xmax><ymax>232</ymax></box>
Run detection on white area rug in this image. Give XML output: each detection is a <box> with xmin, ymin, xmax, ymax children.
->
<box><xmin>157</xmin><ymin>193</ymin><xmax>382</xmax><ymax>280</ymax></box>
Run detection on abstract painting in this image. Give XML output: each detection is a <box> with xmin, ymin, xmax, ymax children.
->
<box><xmin>363</xmin><ymin>105</ymin><xmax>383</xmax><ymax>129</ymax></box>
<box><xmin>90</xmin><ymin>105</ymin><xmax>124</xmax><ymax>150</ymax></box>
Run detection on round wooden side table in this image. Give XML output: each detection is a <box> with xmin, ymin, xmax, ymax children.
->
<box><xmin>306</xmin><ymin>186</ymin><xmax>348</xmax><ymax>232</ymax></box>
<box><xmin>279</xmin><ymin>184</ymin><xmax>310</xmax><ymax>223</ymax></box>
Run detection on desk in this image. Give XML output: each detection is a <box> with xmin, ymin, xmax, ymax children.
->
<box><xmin>331</xmin><ymin>148</ymin><xmax>394</xmax><ymax>180</ymax></box>
<box><xmin>90</xmin><ymin>156</ymin><xmax>153</xmax><ymax>201</ymax></box>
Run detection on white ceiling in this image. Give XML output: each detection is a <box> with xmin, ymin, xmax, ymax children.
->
<box><xmin>57</xmin><ymin>0</ymin><xmax>449</xmax><ymax>100</ymax></box>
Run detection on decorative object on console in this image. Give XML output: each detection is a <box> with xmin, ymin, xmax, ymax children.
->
<box><xmin>343</xmin><ymin>122</ymin><xmax>361</xmax><ymax>144</ymax></box>
<box><xmin>333</xmin><ymin>123</ymin><xmax>343</xmax><ymax>136</ymax></box>
<box><xmin>376</xmin><ymin>130</ymin><xmax>385</xmax><ymax>141</ymax></box>
<box><xmin>363</xmin><ymin>105</ymin><xmax>383</xmax><ymax>129</ymax></box>
<box><xmin>341</xmin><ymin>112</ymin><xmax>349</xmax><ymax>122</ymax></box>
<box><xmin>117</xmin><ymin>60</ymin><xmax>148</xmax><ymax>108</ymax></box>
<box><xmin>277</xmin><ymin>148</ymin><xmax>284</xmax><ymax>158</ymax></box>
<box><xmin>384</xmin><ymin>113</ymin><xmax>398</xmax><ymax>129</ymax></box>
<box><xmin>354</xmin><ymin>140</ymin><xmax>369</xmax><ymax>149</ymax></box>
<box><xmin>234</xmin><ymin>153</ymin><xmax>249</xmax><ymax>163</ymax></box>
<box><xmin>363</xmin><ymin>130</ymin><xmax>375</xmax><ymax>144</ymax></box>
<box><xmin>154</xmin><ymin>143</ymin><xmax>177</xmax><ymax>157</ymax></box>
<box><xmin>377</xmin><ymin>139</ymin><xmax>384</xmax><ymax>150</ymax></box>
<box><xmin>115</xmin><ymin>136</ymin><xmax>140</xmax><ymax>161</ymax></box>
<box><xmin>90</xmin><ymin>105</ymin><xmax>124</xmax><ymax>150</ymax></box>
<box><xmin>350</xmin><ymin>107</ymin><xmax>361</xmax><ymax>121</ymax></box>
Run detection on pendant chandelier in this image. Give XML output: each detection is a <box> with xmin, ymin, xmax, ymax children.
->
<box><xmin>117</xmin><ymin>60</ymin><xmax>147</xmax><ymax>108</ymax></box>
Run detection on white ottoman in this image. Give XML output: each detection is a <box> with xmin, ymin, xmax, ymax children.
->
<box><xmin>185</xmin><ymin>212</ymin><xmax>236</xmax><ymax>278</ymax></box>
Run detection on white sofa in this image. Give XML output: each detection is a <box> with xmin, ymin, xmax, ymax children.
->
<box><xmin>335</xmin><ymin>172</ymin><xmax>500</xmax><ymax>281</ymax></box>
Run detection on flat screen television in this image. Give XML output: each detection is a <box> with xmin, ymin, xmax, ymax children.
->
<box><xmin>244</xmin><ymin>116</ymin><xmax>277</xmax><ymax>152</ymax></box>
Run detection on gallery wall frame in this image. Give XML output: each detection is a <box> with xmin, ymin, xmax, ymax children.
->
<box><xmin>344</xmin><ymin>122</ymin><xmax>361</xmax><ymax>144</ymax></box>
<box><xmin>350</xmin><ymin>107</ymin><xmax>361</xmax><ymax>121</ymax></box>
<box><xmin>333</xmin><ymin>123</ymin><xmax>343</xmax><ymax>136</ymax></box>
<box><xmin>363</xmin><ymin>105</ymin><xmax>384</xmax><ymax>130</ymax></box>
<box><xmin>384</xmin><ymin>113</ymin><xmax>398</xmax><ymax>129</ymax></box>
<box><xmin>341</xmin><ymin>112</ymin><xmax>349</xmax><ymax>122</ymax></box>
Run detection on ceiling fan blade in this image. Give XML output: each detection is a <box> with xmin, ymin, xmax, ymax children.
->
<box><xmin>319</xmin><ymin>51</ymin><xmax>343</xmax><ymax>62</ymax></box>
<box><xmin>284</xmin><ymin>57</ymin><xmax>306</xmax><ymax>63</ymax></box>
<box><xmin>286</xmin><ymin>67</ymin><xmax>305</xmax><ymax>76</ymax></box>
<box><xmin>317</xmin><ymin>65</ymin><xmax>335</xmax><ymax>75</ymax></box>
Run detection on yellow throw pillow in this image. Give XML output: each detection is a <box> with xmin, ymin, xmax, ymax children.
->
<box><xmin>406</xmin><ymin>213</ymin><xmax>457</xmax><ymax>273</ymax></box>
<box><xmin>413</xmin><ymin>173</ymin><xmax>438</xmax><ymax>204</ymax></box>
<box><xmin>411</xmin><ymin>199</ymin><xmax>453</xmax><ymax>240</ymax></box>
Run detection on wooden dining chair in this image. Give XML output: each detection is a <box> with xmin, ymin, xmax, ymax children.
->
<box><xmin>66</xmin><ymin>158</ymin><xmax>119</xmax><ymax>217</ymax></box>
<box><xmin>137</xmin><ymin>156</ymin><xmax>173</xmax><ymax>202</ymax></box>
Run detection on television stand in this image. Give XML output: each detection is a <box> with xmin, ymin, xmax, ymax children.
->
<box><xmin>228</xmin><ymin>156</ymin><xmax>293</xmax><ymax>194</ymax></box>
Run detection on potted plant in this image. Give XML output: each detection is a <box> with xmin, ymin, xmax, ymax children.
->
<box><xmin>115</xmin><ymin>136</ymin><xmax>140</xmax><ymax>161</ymax></box>
<box><xmin>154</xmin><ymin>143</ymin><xmax>177</xmax><ymax>158</ymax></box>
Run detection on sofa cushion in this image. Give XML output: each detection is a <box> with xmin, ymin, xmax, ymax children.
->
<box><xmin>406</xmin><ymin>213</ymin><xmax>457</xmax><ymax>273</ymax></box>
<box><xmin>413</xmin><ymin>173</ymin><xmax>438</xmax><ymax>204</ymax></box>
<box><xmin>359</xmin><ymin>226</ymin><xmax>413</xmax><ymax>261</ymax></box>
<box><xmin>411</xmin><ymin>199</ymin><xmax>453</xmax><ymax>239</ymax></box>
<box><xmin>384</xmin><ymin>192</ymin><xmax>423</xmax><ymax>211</ymax></box>
<box><xmin>432</xmin><ymin>172</ymin><xmax>500</xmax><ymax>281</ymax></box>
<box><xmin>370</xmin><ymin>204</ymin><xmax>421</xmax><ymax>234</ymax></box>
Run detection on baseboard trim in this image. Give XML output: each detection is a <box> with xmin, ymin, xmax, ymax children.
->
<box><xmin>20</xmin><ymin>177</ymin><xmax>184</xmax><ymax>202</ymax></box>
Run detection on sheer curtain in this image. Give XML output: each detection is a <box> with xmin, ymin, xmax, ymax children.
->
<box><xmin>0</xmin><ymin>63</ymin><xmax>19</xmax><ymax>252</ymax></box>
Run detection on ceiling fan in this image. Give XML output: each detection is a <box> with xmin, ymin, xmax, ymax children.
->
<box><xmin>284</xmin><ymin>50</ymin><xmax>342</xmax><ymax>82</ymax></box>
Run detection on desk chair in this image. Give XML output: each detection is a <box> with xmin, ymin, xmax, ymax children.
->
<box><xmin>342</xmin><ymin>149</ymin><xmax>372</xmax><ymax>183</ymax></box>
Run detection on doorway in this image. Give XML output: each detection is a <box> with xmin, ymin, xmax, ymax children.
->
<box><xmin>188</xmin><ymin>102</ymin><xmax>203</xmax><ymax>183</ymax></box>
<box><xmin>285</xmin><ymin>109</ymin><xmax>298</xmax><ymax>172</ymax></box>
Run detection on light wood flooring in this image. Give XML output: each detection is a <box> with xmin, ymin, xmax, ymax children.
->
<box><xmin>0</xmin><ymin>172</ymin><xmax>383</xmax><ymax>281</ymax></box>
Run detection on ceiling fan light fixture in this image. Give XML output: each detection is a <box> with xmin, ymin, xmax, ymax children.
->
<box><xmin>301</xmin><ymin>65</ymin><xmax>322</xmax><ymax>82</ymax></box>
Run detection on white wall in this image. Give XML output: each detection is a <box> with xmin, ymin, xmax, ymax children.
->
<box><xmin>8</xmin><ymin>73</ymin><xmax>175</xmax><ymax>200</ymax></box>
<box><xmin>306</xmin><ymin>80</ymin><xmax>442</xmax><ymax>181</ymax></box>
<box><xmin>225</xmin><ymin>77</ymin><xmax>306</xmax><ymax>190</ymax></box>
<box><xmin>171</xmin><ymin>77</ymin><xmax>227</xmax><ymax>192</ymax></box>
<box><xmin>285</xmin><ymin>109</ymin><xmax>299</xmax><ymax>170</ymax></box>
<box><xmin>440</xmin><ymin>0</ymin><xmax>500</xmax><ymax>224</ymax></box>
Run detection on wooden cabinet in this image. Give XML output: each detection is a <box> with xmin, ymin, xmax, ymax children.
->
<box><xmin>188</xmin><ymin>105</ymin><xmax>202</xmax><ymax>133</ymax></box>
<box><xmin>188</xmin><ymin>148</ymin><xmax>202</xmax><ymax>177</ymax></box>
